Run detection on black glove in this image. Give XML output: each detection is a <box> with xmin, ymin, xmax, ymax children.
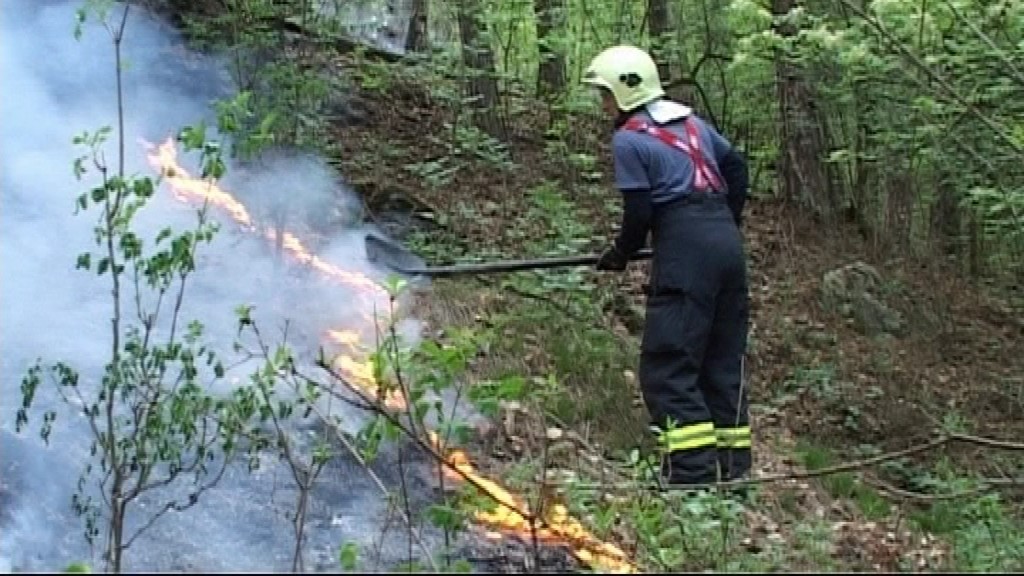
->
<box><xmin>596</xmin><ymin>245</ymin><xmax>629</xmax><ymax>271</ymax></box>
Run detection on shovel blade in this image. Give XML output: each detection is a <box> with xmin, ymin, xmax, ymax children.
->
<box><xmin>365</xmin><ymin>233</ymin><xmax>427</xmax><ymax>275</ymax></box>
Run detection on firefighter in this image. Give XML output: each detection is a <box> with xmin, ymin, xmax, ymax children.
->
<box><xmin>583</xmin><ymin>45</ymin><xmax>752</xmax><ymax>487</ymax></box>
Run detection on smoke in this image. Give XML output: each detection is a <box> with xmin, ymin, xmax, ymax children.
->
<box><xmin>0</xmin><ymin>0</ymin><xmax>432</xmax><ymax>571</ymax></box>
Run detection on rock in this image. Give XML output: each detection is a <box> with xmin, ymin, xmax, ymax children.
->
<box><xmin>820</xmin><ymin>262</ymin><xmax>906</xmax><ymax>337</ymax></box>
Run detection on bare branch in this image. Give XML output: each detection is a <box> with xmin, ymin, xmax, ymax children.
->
<box><xmin>948</xmin><ymin>432</ymin><xmax>1024</xmax><ymax>452</ymax></box>
<box><xmin>304</xmin><ymin>400</ymin><xmax>440</xmax><ymax>571</ymax></box>
<box><xmin>121</xmin><ymin>454</ymin><xmax>231</xmax><ymax>550</ymax></box>
<box><xmin>558</xmin><ymin>433</ymin><xmax>1024</xmax><ymax>494</ymax></box>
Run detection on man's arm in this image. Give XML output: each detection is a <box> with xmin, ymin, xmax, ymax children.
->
<box><xmin>718</xmin><ymin>148</ymin><xmax>749</xmax><ymax>227</ymax></box>
<box><xmin>611</xmin><ymin>132</ymin><xmax>653</xmax><ymax>255</ymax></box>
<box><xmin>616</xmin><ymin>189</ymin><xmax>653</xmax><ymax>255</ymax></box>
<box><xmin>597</xmin><ymin>133</ymin><xmax>653</xmax><ymax>271</ymax></box>
<box><xmin>705</xmin><ymin>123</ymin><xmax>750</xmax><ymax>226</ymax></box>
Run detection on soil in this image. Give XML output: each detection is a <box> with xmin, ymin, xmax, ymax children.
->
<box><xmin>325</xmin><ymin>68</ymin><xmax>1024</xmax><ymax>572</ymax></box>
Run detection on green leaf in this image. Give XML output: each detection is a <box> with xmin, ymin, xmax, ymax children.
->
<box><xmin>90</xmin><ymin>185</ymin><xmax>108</xmax><ymax>204</ymax></box>
<box><xmin>382</xmin><ymin>420</ymin><xmax>401</xmax><ymax>442</ymax></box>
<box><xmin>133</xmin><ymin>178</ymin><xmax>155</xmax><ymax>199</ymax></box>
<box><xmin>338</xmin><ymin>541</ymin><xmax>358</xmax><ymax>570</ymax></box>
<box><xmin>497</xmin><ymin>376</ymin><xmax>525</xmax><ymax>400</ymax></box>
<box><xmin>426</xmin><ymin>503</ymin><xmax>462</xmax><ymax>530</ymax></box>
<box><xmin>155</xmin><ymin>227</ymin><xmax>173</xmax><ymax>245</ymax></box>
<box><xmin>178</xmin><ymin>123</ymin><xmax>207</xmax><ymax>150</ymax></box>
<box><xmin>64</xmin><ymin>562</ymin><xmax>91</xmax><ymax>573</ymax></box>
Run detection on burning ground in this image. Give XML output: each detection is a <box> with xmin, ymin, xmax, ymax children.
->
<box><xmin>0</xmin><ymin>1</ymin><xmax>439</xmax><ymax>571</ymax></box>
<box><xmin>0</xmin><ymin>1</ymin><xmax>642</xmax><ymax>572</ymax></box>
<box><xmin>144</xmin><ymin>136</ymin><xmax>638</xmax><ymax>572</ymax></box>
<box><xmin>4</xmin><ymin>0</ymin><xmax>1023</xmax><ymax>573</ymax></box>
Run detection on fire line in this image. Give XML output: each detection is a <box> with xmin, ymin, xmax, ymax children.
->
<box><xmin>144</xmin><ymin>137</ymin><xmax>637</xmax><ymax>573</ymax></box>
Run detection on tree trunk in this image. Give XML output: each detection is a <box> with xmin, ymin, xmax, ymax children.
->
<box><xmin>648</xmin><ymin>0</ymin><xmax>672</xmax><ymax>84</ymax></box>
<box><xmin>457</xmin><ymin>0</ymin><xmax>505</xmax><ymax>139</ymax></box>
<box><xmin>533</xmin><ymin>0</ymin><xmax>566</xmax><ymax>98</ymax></box>
<box><xmin>772</xmin><ymin>0</ymin><xmax>839</xmax><ymax>221</ymax></box>
<box><xmin>108</xmin><ymin>486</ymin><xmax>125</xmax><ymax>573</ymax></box>
<box><xmin>850</xmin><ymin>87</ymin><xmax>875</xmax><ymax>234</ymax></box>
<box><xmin>886</xmin><ymin>170</ymin><xmax>915</xmax><ymax>252</ymax></box>
<box><xmin>931</xmin><ymin>177</ymin><xmax>961</xmax><ymax>257</ymax></box>
<box><xmin>968</xmin><ymin>210</ymin><xmax>983</xmax><ymax>277</ymax></box>
<box><xmin>405</xmin><ymin>0</ymin><xmax>429</xmax><ymax>52</ymax></box>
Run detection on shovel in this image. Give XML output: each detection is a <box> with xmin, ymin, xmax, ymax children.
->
<box><xmin>365</xmin><ymin>233</ymin><xmax>653</xmax><ymax>277</ymax></box>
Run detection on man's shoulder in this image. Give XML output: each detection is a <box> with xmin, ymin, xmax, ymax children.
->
<box><xmin>612</xmin><ymin>124</ymin><xmax>654</xmax><ymax>159</ymax></box>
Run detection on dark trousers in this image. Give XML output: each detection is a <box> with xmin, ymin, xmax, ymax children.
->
<box><xmin>639</xmin><ymin>287</ymin><xmax>751</xmax><ymax>484</ymax></box>
<box><xmin>639</xmin><ymin>197</ymin><xmax>752</xmax><ymax>485</ymax></box>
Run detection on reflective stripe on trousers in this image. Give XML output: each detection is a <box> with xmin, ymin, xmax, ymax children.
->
<box><xmin>653</xmin><ymin>423</ymin><xmax>751</xmax><ymax>452</ymax></box>
<box><xmin>652</xmin><ymin>421</ymin><xmax>717</xmax><ymax>453</ymax></box>
<box><xmin>715</xmin><ymin>426</ymin><xmax>751</xmax><ymax>449</ymax></box>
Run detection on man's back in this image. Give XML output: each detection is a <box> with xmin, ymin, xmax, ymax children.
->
<box><xmin>611</xmin><ymin>108</ymin><xmax>734</xmax><ymax>206</ymax></box>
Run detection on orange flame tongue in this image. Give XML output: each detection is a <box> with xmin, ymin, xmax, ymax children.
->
<box><xmin>145</xmin><ymin>137</ymin><xmax>634</xmax><ymax>573</ymax></box>
<box><xmin>434</xmin><ymin>434</ymin><xmax>636</xmax><ymax>573</ymax></box>
<box><xmin>144</xmin><ymin>137</ymin><xmax>400</xmax><ymax>406</ymax></box>
<box><xmin>145</xmin><ymin>138</ymin><xmax>382</xmax><ymax>295</ymax></box>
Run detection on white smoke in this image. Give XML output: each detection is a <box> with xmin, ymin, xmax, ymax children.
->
<box><xmin>0</xmin><ymin>0</ymin><xmax>430</xmax><ymax>571</ymax></box>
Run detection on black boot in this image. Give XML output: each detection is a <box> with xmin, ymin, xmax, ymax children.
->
<box><xmin>658</xmin><ymin>451</ymin><xmax>717</xmax><ymax>493</ymax></box>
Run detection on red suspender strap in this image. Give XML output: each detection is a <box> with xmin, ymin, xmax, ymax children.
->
<box><xmin>622</xmin><ymin>116</ymin><xmax>724</xmax><ymax>193</ymax></box>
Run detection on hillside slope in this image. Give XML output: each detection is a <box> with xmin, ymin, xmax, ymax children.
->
<box><xmin>329</xmin><ymin>65</ymin><xmax>1024</xmax><ymax>572</ymax></box>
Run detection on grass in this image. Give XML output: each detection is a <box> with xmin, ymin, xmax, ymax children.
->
<box><xmin>479</xmin><ymin>292</ymin><xmax>647</xmax><ymax>452</ymax></box>
<box><xmin>903</xmin><ymin>457</ymin><xmax>1024</xmax><ymax>571</ymax></box>
<box><xmin>794</xmin><ymin>440</ymin><xmax>892</xmax><ymax>520</ymax></box>
<box><xmin>337</xmin><ymin>63</ymin><xmax>1024</xmax><ymax>574</ymax></box>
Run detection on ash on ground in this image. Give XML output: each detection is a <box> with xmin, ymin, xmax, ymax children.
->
<box><xmin>456</xmin><ymin>533</ymin><xmax>583</xmax><ymax>574</ymax></box>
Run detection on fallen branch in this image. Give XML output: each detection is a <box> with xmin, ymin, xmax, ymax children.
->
<box><xmin>862</xmin><ymin>475</ymin><xmax>1024</xmax><ymax>502</ymax></box>
<box><xmin>309</xmin><ymin>346</ymin><xmax>1023</xmax><ymax>572</ymax></box>
<box><xmin>947</xmin><ymin>432</ymin><xmax>1024</xmax><ymax>452</ymax></box>
<box><xmin>557</xmin><ymin>433</ymin><xmax>1024</xmax><ymax>494</ymax></box>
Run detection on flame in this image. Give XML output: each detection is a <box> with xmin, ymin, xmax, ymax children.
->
<box><xmin>325</xmin><ymin>330</ymin><xmax>406</xmax><ymax>407</ymax></box>
<box><xmin>326</xmin><ymin>329</ymin><xmax>362</xmax><ymax>351</ymax></box>
<box><xmin>145</xmin><ymin>137</ymin><xmax>394</xmax><ymax>403</ymax></box>
<box><xmin>431</xmin><ymin>432</ymin><xmax>636</xmax><ymax>573</ymax></box>
<box><xmin>145</xmin><ymin>136</ymin><xmax>635</xmax><ymax>573</ymax></box>
<box><xmin>147</xmin><ymin>138</ymin><xmax>383</xmax><ymax>294</ymax></box>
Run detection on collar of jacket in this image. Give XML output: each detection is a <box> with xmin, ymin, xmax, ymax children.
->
<box><xmin>613</xmin><ymin>98</ymin><xmax>695</xmax><ymax>131</ymax></box>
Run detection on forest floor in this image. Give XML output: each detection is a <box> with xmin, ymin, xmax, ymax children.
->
<box><xmin>324</xmin><ymin>58</ymin><xmax>1024</xmax><ymax>573</ymax></box>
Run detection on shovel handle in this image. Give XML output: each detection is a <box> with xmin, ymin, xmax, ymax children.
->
<box><xmin>398</xmin><ymin>249</ymin><xmax>654</xmax><ymax>277</ymax></box>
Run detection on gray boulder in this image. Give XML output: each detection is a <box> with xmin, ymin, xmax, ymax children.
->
<box><xmin>821</xmin><ymin>262</ymin><xmax>906</xmax><ymax>337</ymax></box>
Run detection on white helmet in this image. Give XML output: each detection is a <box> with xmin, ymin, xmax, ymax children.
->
<box><xmin>582</xmin><ymin>45</ymin><xmax>665</xmax><ymax>111</ymax></box>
